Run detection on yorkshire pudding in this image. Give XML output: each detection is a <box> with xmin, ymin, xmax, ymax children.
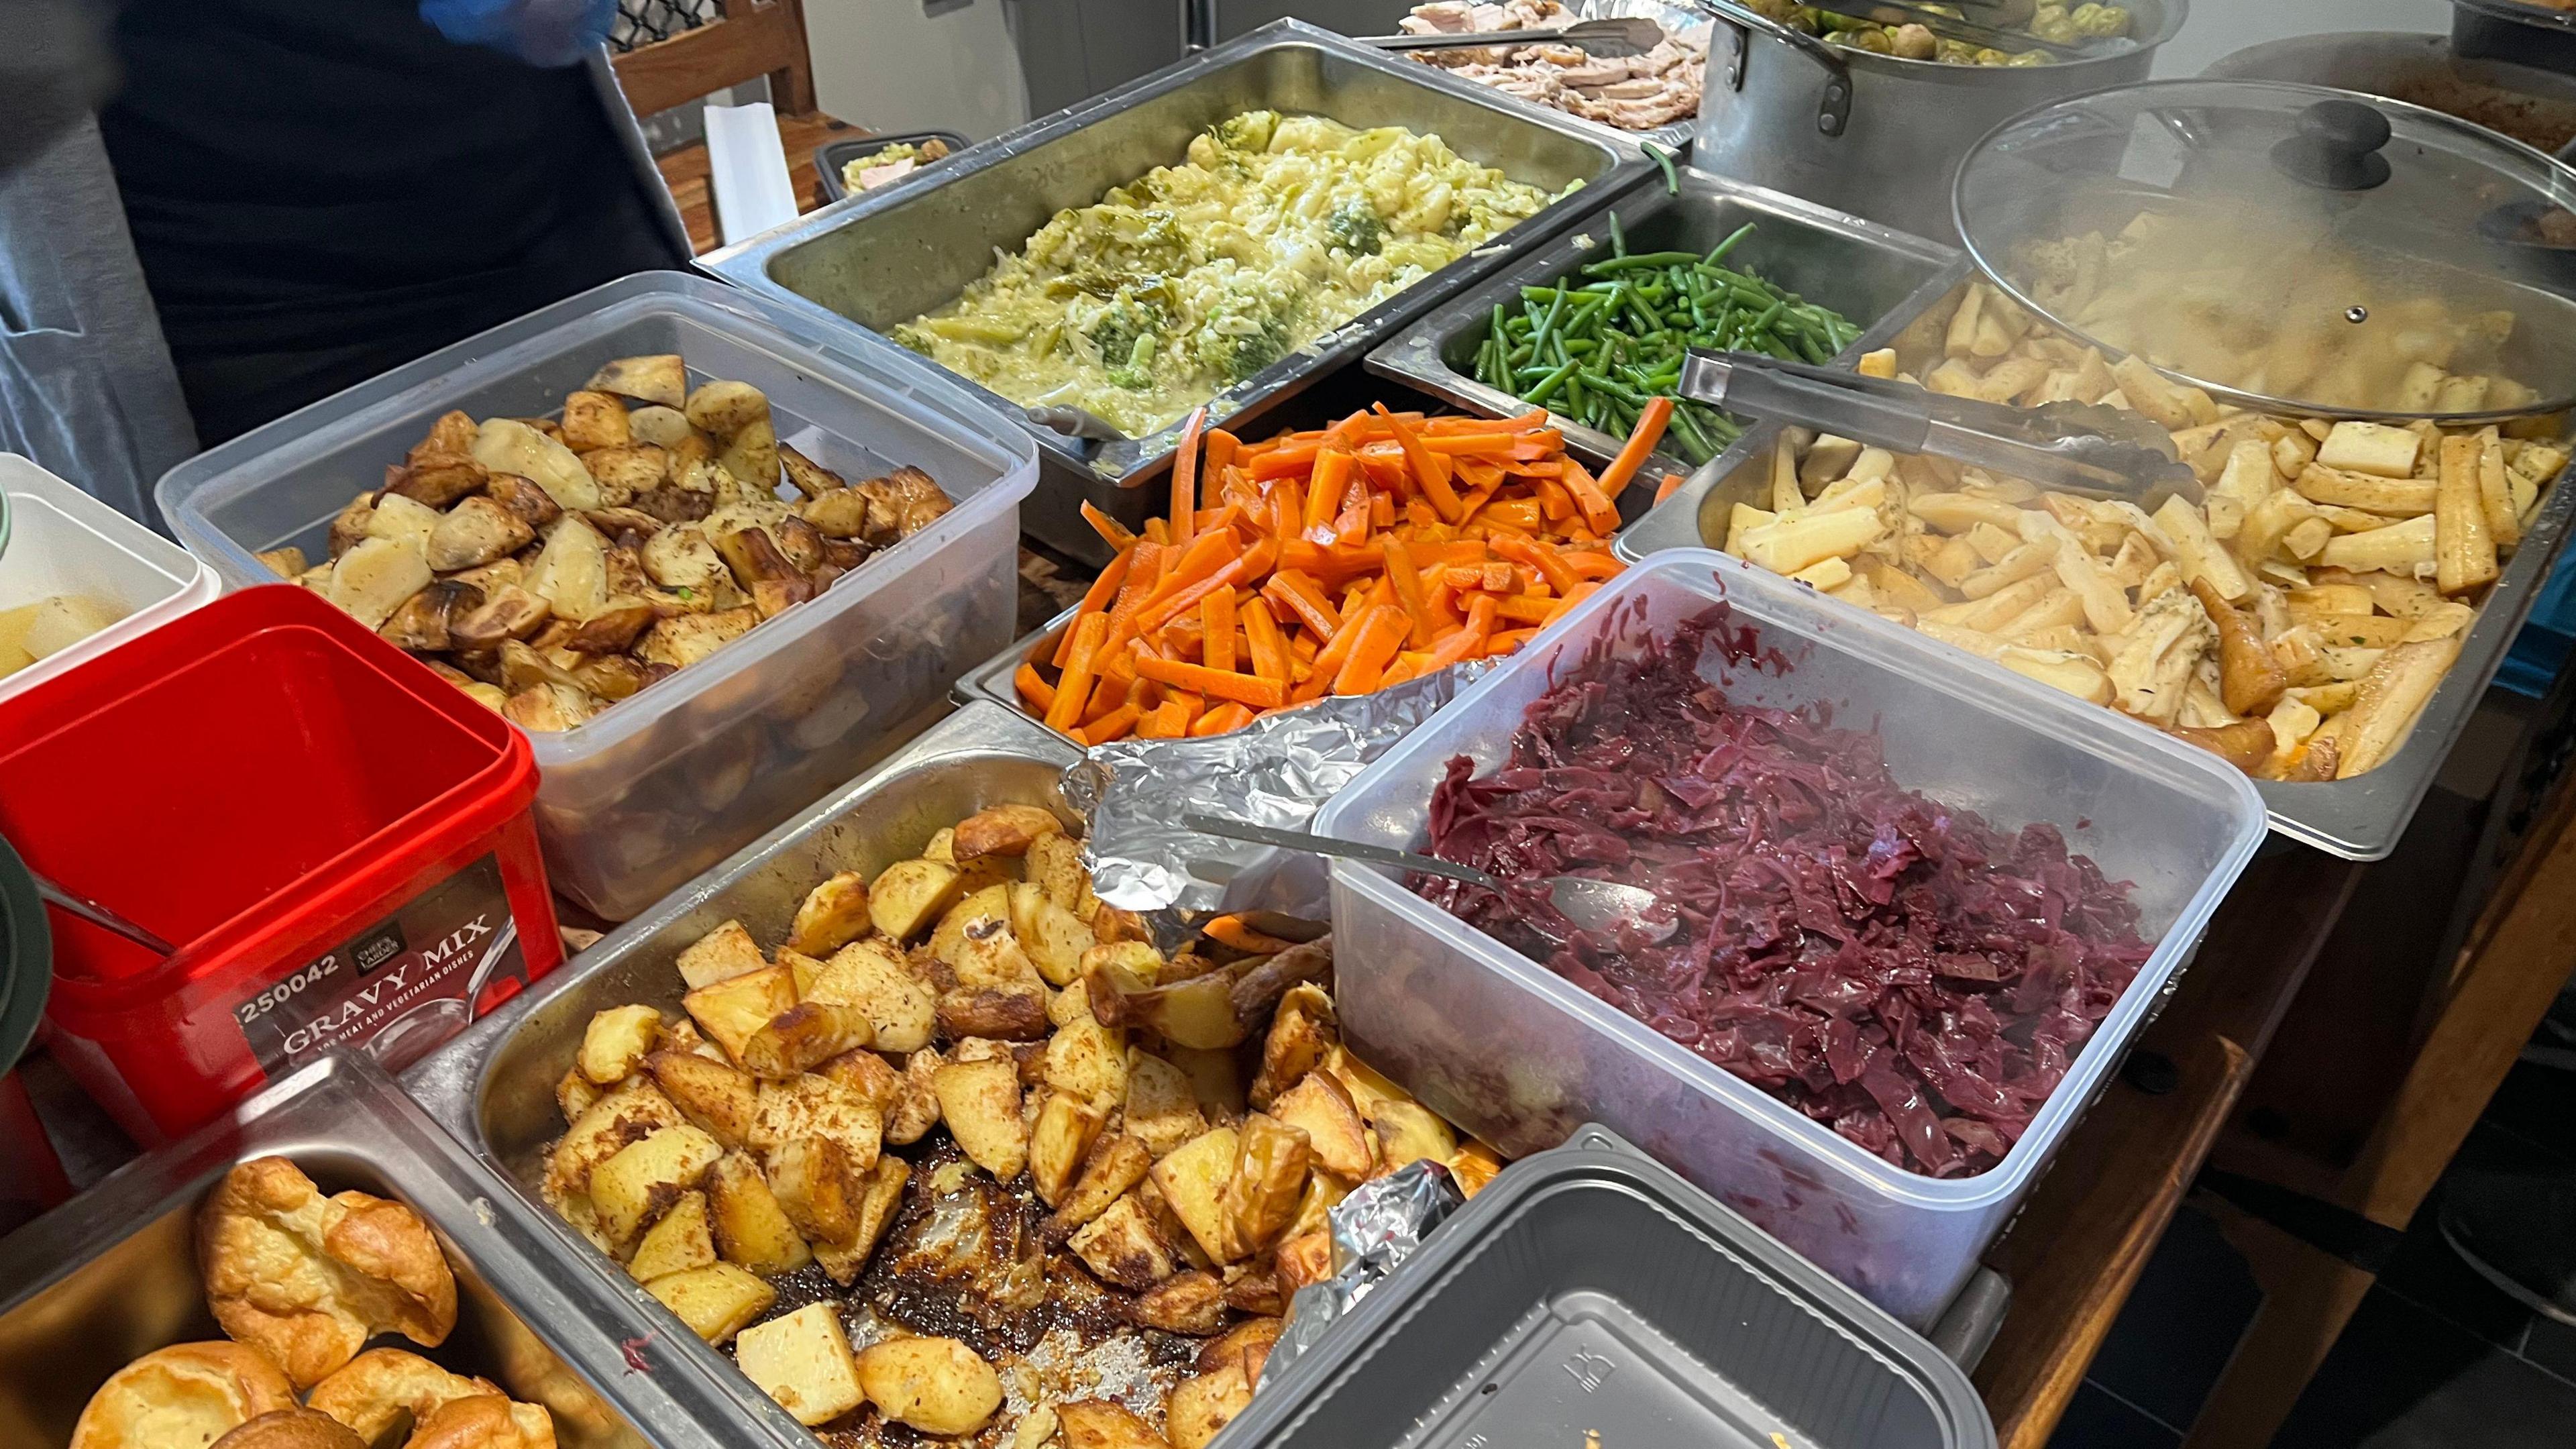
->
<box><xmin>210</xmin><ymin>1408</ymin><xmax>368</xmax><ymax>1449</ymax></box>
<box><xmin>306</xmin><ymin>1348</ymin><xmax>555</xmax><ymax>1449</ymax></box>
<box><xmin>197</xmin><ymin>1158</ymin><xmax>458</xmax><ymax>1389</ymax></box>
<box><xmin>69</xmin><ymin>1341</ymin><xmax>298</xmax><ymax>1449</ymax></box>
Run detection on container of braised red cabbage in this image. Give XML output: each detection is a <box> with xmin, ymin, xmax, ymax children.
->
<box><xmin>1313</xmin><ymin>549</ymin><xmax>2265</xmax><ymax>1328</ymax></box>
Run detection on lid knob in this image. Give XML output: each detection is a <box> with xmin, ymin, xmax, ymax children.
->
<box><xmin>2271</xmin><ymin>99</ymin><xmax>2394</xmax><ymax>193</ymax></box>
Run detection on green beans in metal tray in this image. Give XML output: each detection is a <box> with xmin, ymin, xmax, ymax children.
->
<box><xmin>1467</xmin><ymin>221</ymin><xmax>1862</xmax><ymax>466</ymax></box>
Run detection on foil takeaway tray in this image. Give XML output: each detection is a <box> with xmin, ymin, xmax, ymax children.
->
<box><xmin>0</xmin><ymin>1054</ymin><xmax>746</xmax><ymax>1449</ymax></box>
<box><xmin>702</xmin><ymin>19</ymin><xmax>1652</xmax><ymax>567</ymax></box>
<box><xmin>1228</xmin><ymin>1124</ymin><xmax>1995</xmax><ymax>1449</ymax></box>
<box><xmin>1366</xmin><ymin>165</ymin><xmax>1961</xmax><ymax>484</ymax></box>
<box><xmin>404</xmin><ymin>702</ymin><xmax>1083</xmax><ymax>1449</ymax></box>
<box><xmin>1614</xmin><ymin>275</ymin><xmax>2576</xmax><ymax>861</ymax></box>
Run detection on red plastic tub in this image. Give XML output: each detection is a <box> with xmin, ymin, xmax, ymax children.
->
<box><xmin>0</xmin><ymin>586</ymin><xmax>564</xmax><ymax>1143</ymax></box>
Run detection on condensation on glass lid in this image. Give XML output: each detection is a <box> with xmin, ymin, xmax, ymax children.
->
<box><xmin>1953</xmin><ymin>78</ymin><xmax>2576</xmax><ymax>424</ymax></box>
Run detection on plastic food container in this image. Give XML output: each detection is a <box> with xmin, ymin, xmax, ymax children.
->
<box><xmin>156</xmin><ymin>272</ymin><xmax>1040</xmax><ymax>919</ymax></box>
<box><xmin>814</xmin><ymin>129</ymin><xmax>972</xmax><ymax>203</ymax></box>
<box><xmin>1228</xmin><ymin>1124</ymin><xmax>1995</xmax><ymax>1449</ymax></box>
<box><xmin>0</xmin><ymin>454</ymin><xmax>217</xmax><ymax>706</ymax></box>
<box><xmin>0</xmin><ymin>586</ymin><xmax>564</xmax><ymax>1144</ymax></box>
<box><xmin>1313</xmin><ymin>549</ymin><xmax>2267</xmax><ymax>1326</ymax></box>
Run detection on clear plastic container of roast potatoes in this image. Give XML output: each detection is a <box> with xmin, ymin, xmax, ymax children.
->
<box><xmin>157</xmin><ymin>273</ymin><xmax>1038</xmax><ymax>920</ymax></box>
<box><xmin>1311</xmin><ymin>549</ymin><xmax>2267</xmax><ymax>1328</ymax></box>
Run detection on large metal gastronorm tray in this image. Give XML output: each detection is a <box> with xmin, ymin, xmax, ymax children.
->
<box><xmin>1614</xmin><ymin>277</ymin><xmax>2576</xmax><ymax>861</ymax></box>
<box><xmin>1228</xmin><ymin>1124</ymin><xmax>1994</xmax><ymax>1449</ymax></box>
<box><xmin>701</xmin><ymin>19</ymin><xmax>1652</xmax><ymax>567</ymax></box>
<box><xmin>1368</xmin><ymin>165</ymin><xmax>1961</xmax><ymax>482</ymax></box>
<box><xmin>1375</xmin><ymin>0</ymin><xmax>1716</xmax><ymax>153</ymax></box>
<box><xmin>402</xmin><ymin>702</ymin><xmax>1083</xmax><ymax>1447</ymax></box>
<box><xmin>0</xmin><ymin>1054</ymin><xmax>744</xmax><ymax>1449</ymax></box>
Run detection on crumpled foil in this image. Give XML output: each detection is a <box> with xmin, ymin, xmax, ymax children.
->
<box><xmin>1063</xmin><ymin>661</ymin><xmax>1493</xmax><ymax>924</ymax></box>
<box><xmin>1261</xmin><ymin>1158</ymin><xmax>1467</xmax><ymax>1390</ymax></box>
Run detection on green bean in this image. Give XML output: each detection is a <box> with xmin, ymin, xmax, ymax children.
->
<box><xmin>1523</xmin><ymin>362</ymin><xmax>1578</xmax><ymax>405</ymax></box>
<box><xmin>1669</xmin><ymin>404</ymin><xmax>1716</xmax><ymax>461</ymax></box>
<box><xmin>1580</xmin><ymin>251</ymin><xmax>1705</xmax><ymax>274</ymax></box>
<box><xmin>1531</xmin><ymin>287</ymin><xmax>1568</xmax><ymax>356</ymax></box>
<box><xmin>1608</xmin><ymin>211</ymin><xmax>1627</xmax><ymax>259</ymax></box>
<box><xmin>1643</xmin><ymin>141</ymin><xmax>1681</xmax><ymax>197</ymax></box>
<box><xmin>1703</xmin><ymin>223</ymin><xmax>1756</xmax><ymax>268</ymax></box>
<box><xmin>1470</xmin><ymin>220</ymin><xmax>1860</xmax><ymax>470</ymax></box>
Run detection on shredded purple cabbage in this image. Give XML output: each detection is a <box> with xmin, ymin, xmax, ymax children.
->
<box><xmin>1419</xmin><ymin>606</ymin><xmax>2153</xmax><ymax>1177</ymax></box>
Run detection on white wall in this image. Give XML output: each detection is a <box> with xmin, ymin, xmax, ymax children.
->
<box><xmin>797</xmin><ymin>0</ymin><xmax>2460</xmax><ymax>145</ymax></box>
<box><xmin>2151</xmin><ymin>0</ymin><xmax>2445</xmax><ymax>76</ymax></box>
<box><xmin>804</xmin><ymin>0</ymin><xmax>1030</xmax><ymax>144</ymax></box>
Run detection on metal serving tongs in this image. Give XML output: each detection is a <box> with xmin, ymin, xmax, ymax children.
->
<box><xmin>1676</xmin><ymin>349</ymin><xmax>2204</xmax><ymax>510</ymax></box>
<box><xmin>1832</xmin><ymin>1</ymin><xmax>2092</xmax><ymax>59</ymax></box>
<box><xmin>1361</xmin><ymin>17</ymin><xmax>1666</xmax><ymax>58</ymax></box>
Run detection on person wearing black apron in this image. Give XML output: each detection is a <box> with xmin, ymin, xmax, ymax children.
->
<box><xmin>95</xmin><ymin>0</ymin><xmax>689</xmax><ymax>447</ymax></box>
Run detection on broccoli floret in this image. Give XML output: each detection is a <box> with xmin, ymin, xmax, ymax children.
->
<box><xmin>1107</xmin><ymin>333</ymin><xmax>1159</xmax><ymax>390</ymax></box>
<box><xmin>1212</xmin><ymin>111</ymin><xmax>1277</xmax><ymax>154</ymax></box>
<box><xmin>1210</xmin><ymin>325</ymin><xmax>1289</xmax><ymax>386</ymax></box>
<box><xmin>2074</xmin><ymin>2</ymin><xmax>2131</xmax><ymax>36</ymax></box>
<box><xmin>1087</xmin><ymin>298</ymin><xmax>1171</xmax><ymax>390</ymax></box>
<box><xmin>1195</xmin><ymin>290</ymin><xmax>1295</xmax><ymax>386</ymax></box>
<box><xmin>1325</xmin><ymin>201</ymin><xmax>1386</xmax><ymax>257</ymax></box>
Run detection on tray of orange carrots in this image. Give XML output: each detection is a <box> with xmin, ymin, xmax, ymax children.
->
<box><xmin>976</xmin><ymin>394</ymin><xmax>1682</xmax><ymax>744</ymax></box>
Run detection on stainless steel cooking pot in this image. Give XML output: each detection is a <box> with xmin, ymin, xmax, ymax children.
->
<box><xmin>1690</xmin><ymin>0</ymin><xmax>2187</xmax><ymax>241</ymax></box>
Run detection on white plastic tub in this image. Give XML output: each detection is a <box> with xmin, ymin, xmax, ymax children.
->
<box><xmin>0</xmin><ymin>455</ymin><xmax>217</xmax><ymax>706</ymax></box>
<box><xmin>1313</xmin><ymin>549</ymin><xmax>2266</xmax><ymax>1328</ymax></box>
<box><xmin>156</xmin><ymin>274</ymin><xmax>1038</xmax><ymax>920</ymax></box>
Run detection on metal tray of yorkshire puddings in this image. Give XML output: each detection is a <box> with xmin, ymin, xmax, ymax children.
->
<box><xmin>0</xmin><ymin>1054</ymin><xmax>742</xmax><ymax>1448</ymax></box>
<box><xmin>1230</xmin><ymin>1124</ymin><xmax>1995</xmax><ymax>1449</ymax></box>
<box><xmin>1368</xmin><ymin>165</ymin><xmax>1962</xmax><ymax>487</ymax></box>
<box><xmin>403</xmin><ymin>702</ymin><xmax>1085</xmax><ymax>1449</ymax></box>
<box><xmin>1614</xmin><ymin>276</ymin><xmax>2576</xmax><ymax>862</ymax></box>
<box><xmin>702</xmin><ymin>19</ymin><xmax>1652</xmax><ymax>567</ymax></box>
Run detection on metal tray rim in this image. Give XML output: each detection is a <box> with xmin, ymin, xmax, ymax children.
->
<box><xmin>1366</xmin><ymin>166</ymin><xmax>1965</xmax><ymax>480</ymax></box>
<box><xmin>700</xmin><ymin>18</ymin><xmax>1656</xmax><ymax>490</ymax></box>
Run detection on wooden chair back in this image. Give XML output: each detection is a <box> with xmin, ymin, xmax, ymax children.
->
<box><xmin>612</xmin><ymin>0</ymin><xmax>816</xmax><ymax>117</ymax></box>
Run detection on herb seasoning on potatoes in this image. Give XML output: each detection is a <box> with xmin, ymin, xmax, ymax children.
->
<box><xmin>537</xmin><ymin>803</ymin><xmax>1497</xmax><ymax>1447</ymax></box>
<box><xmin>260</xmin><ymin>354</ymin><xmax>957</xmax><ymax>731</ymax></box>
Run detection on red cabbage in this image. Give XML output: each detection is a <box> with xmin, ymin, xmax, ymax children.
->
<box><xmin>1418</xmin><ymin>605</ymin><xmax>2153</xmax><ymax>1177</ymax></box>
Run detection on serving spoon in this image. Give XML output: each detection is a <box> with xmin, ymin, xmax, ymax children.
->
<box><xmin>1180</xmin><ymin>814</ymin><xmax>1672</xmax><ymax>941</ymax></box>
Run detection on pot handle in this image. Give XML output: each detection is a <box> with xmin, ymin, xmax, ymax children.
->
<box><xmin>1693</xmin><ymin>0</ymin><xmax>1853</xmax><ymax>138</ymax></box>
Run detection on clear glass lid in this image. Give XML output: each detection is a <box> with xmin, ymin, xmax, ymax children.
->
<box><xmin>1952</xmin><ymin>78</ymin><xmax>2576</xmax><ymax>422</ymax></box>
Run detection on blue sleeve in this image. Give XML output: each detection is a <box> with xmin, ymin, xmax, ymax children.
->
<box><xmin>419</xmin><ymin>0</ymin><xmax>616</xmax><ymax>68</ymax></box>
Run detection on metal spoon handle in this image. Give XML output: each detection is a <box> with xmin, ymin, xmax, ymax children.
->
<box><xmin>1179</xmin><ymin>814</ymin><xmax>1497</xmax><ymax>890</ymax></box>
<box><xmin>33</xmin><ymin>874</ymin><xmax>177</xmax><ymax>957</ymax></box>
<box><xmin>1366</xmin><ymin>26</ymin><xmax>1577</xmax><ymax>51</ymax></box>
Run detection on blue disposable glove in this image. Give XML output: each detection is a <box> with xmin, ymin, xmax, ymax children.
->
<box><xmin>419</xmin><ymin>0</ymin><xmax>615</xmax><ymax>68</ymax></box>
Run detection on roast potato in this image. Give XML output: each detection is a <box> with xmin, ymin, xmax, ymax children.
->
<box><xmin>855</xmin><ymin>1337</ymin><xmax>1003</xmax><ymax>1438</ymax></box>
<box><xmin>645</xmin><ymin>1263</ymin><xmax>774</xmax><ymax>1346</ymax></box>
